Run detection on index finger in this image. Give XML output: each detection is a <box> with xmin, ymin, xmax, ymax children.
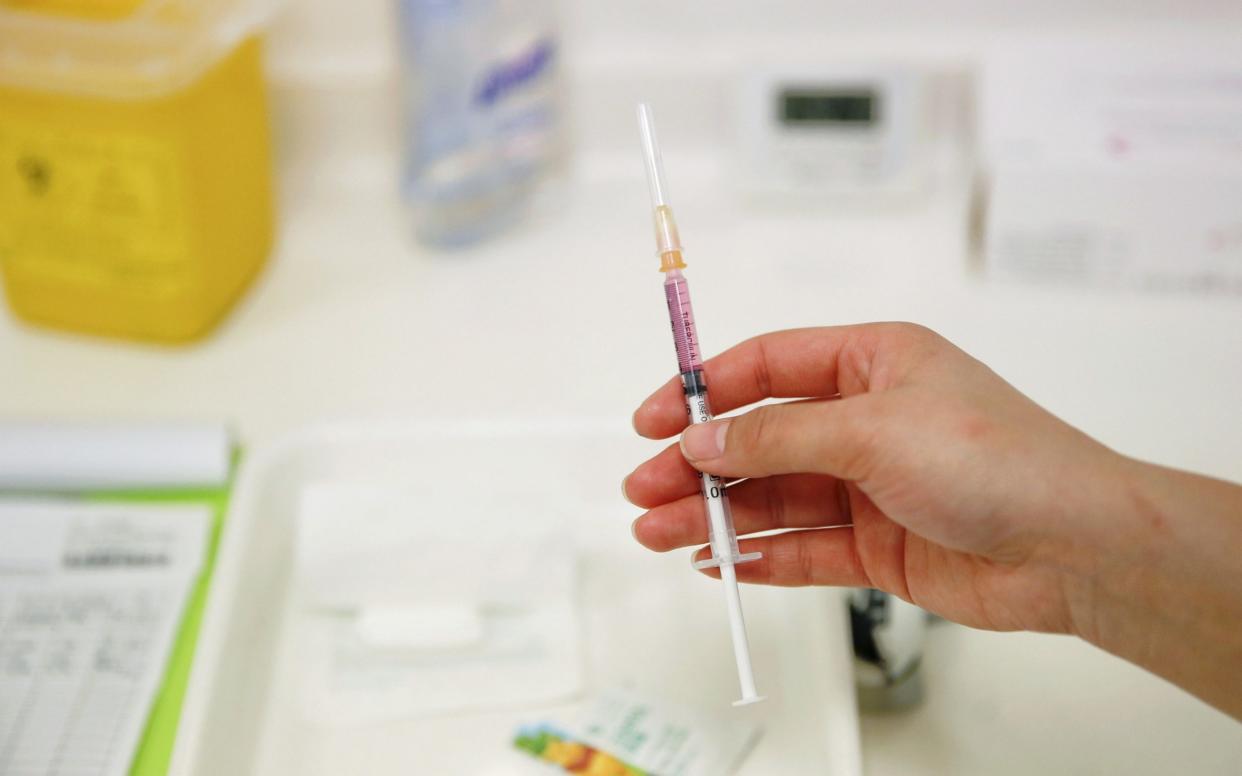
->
<box><xmin>632</xmin><ymin>324</ymin><xmax>879</xmax><ymax>440</ymax></box>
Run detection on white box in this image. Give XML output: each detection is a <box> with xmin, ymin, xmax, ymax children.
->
<box><xmin>985</xmin><ymin>163</ymin><xmax>1242</xmax><ymax>292</ymax></box>
<box><xmin>980</xmin><ymin>34</ymin><xmax>1242</xmax><ymax>292</ymax></box>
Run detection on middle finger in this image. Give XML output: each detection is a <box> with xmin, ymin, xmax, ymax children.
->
<box><xmin>632</xmin><ymin>472</ymin><xmax>850</xmax><ymax>552</ymax></box>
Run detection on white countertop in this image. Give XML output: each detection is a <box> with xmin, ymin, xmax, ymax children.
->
<box><xmin>2</xmin><ymin>142</ymin><xmax>1240</xmax><ymax>772</ymax></box>
<box><xmin>865</xmin><ymin>626</ymin><xmax>1242</xmax><ymax>774</ymax></box>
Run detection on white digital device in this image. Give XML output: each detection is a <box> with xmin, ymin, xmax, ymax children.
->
<box><xmin>737</xmin><ymin>66</ymin><xmax>928</xmax><ymax>200</ymax></box>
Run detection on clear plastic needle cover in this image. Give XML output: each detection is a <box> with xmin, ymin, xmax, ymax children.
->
<box><xmin>637</xmin><ymin>103</ymin><xmax>669</xmax><ymax>207</ymax></box>
<box><xmin>637</xmin><ymin>104</ymin><xmax>684</xmax><ymax>266</ymax></box>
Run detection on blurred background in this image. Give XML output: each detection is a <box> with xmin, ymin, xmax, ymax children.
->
<box><xmin>1</xmin><ymin>1</ymin><xmax>1241</xmax><ymax>775</ymax></box>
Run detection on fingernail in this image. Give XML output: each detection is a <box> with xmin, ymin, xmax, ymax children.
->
<box><xmin>630</xmin><ymin>517</ymin><xmax>642</xmax><ymax>542</ymax></box>
<box><xmin>621</xmin><ymin>475</ymin><xmax>632</xmax><ymax>504</ymax></box>
<box><xmin>681</xmin><ymin>421</ymin><xmax>729</xmax><ymax>461</ymax></box>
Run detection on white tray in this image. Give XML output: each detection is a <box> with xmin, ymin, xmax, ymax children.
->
<box><xmin>170</xmin><ymin>420</ymin><xmax>862</xmax><ymax>775</ymax></box>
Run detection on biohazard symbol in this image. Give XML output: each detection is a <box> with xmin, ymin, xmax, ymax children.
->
<box><xmin>16</xmin><ymin>155</ymin><xmax>51</xmax><ymax>196</ymax></box>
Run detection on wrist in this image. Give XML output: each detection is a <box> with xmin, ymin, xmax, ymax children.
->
<box><xmin>1053</xmin><ymin>451</ymin><xmax>1152</xmax><ymax>645</ymax></box>
<box><xmin>1059</xmin><ymin>454</ymin><xmax>1165</xmax><ymax>646</ymax></box>
<box><xmin>1062</xmin><ymin>456</ymin><xmax>1242</xmax><ymax>718</ymax></box>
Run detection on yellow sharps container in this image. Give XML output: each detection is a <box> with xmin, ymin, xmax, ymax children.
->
<box><xmin>0</xmin><ymin>0</ymin><xmax>278</xmax><ymax>343</ymax></box>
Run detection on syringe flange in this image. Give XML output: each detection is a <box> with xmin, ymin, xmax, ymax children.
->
<box><xmin>693</xmin><ymin>551</ymin><xmax>763</xmax><ymax>571</ymax></box>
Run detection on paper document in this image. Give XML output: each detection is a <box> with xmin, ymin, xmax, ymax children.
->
<box><xmin>0</xmin><ymin>500</ymin><xmax>209</xmax><ymax>776</ymax></box>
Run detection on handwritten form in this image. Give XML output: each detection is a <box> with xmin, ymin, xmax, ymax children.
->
<box><xmin>0</xmin><ymin>501</ymin><xmax>208</xmax><ymax>776</ymax></box>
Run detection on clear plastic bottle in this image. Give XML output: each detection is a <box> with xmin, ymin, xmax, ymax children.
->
<box><xmin>397</xmin><ymin>0</ymin><xmax>563</xmax><ymax>248</ymax></box>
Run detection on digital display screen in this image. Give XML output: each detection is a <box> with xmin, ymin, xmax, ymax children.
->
<box><xmin>780</xmin><ymin>89</ymin><xmax>878</xmax><ymax>126</ymax></box>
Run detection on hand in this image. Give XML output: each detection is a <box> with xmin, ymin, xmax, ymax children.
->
<box><xmin>624</xmin><ymin>323</ymin><xmax>1139</xmax><ymax>636</ymax></box>
<box><xmin>626</xmin><ymin>323</ymin><xmax>1242</xmax><ymax>719</ymax></box>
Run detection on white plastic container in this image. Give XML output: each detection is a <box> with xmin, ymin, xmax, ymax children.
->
<box><xmin>171</xmin><ymin>420</ymin><xmax>863</xmax><ymax>775</ymax></box>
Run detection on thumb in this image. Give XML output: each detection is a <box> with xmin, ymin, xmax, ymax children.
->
<box><xmin>679</xmin><ymin>397</ymin><xmax>883</xmax><ymax>481</ymax></box>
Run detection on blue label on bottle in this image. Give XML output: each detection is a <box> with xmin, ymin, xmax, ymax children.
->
<box><xmin>475</xmin><ymin>39</ymin><xmax>556</xmax><ymax>107</ymax></box>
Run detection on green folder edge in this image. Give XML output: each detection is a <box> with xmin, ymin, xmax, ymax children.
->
<box><xmin>87</xmin><ymin>452</ymin><xmax>239</xmax><ymax>776</ymax></box>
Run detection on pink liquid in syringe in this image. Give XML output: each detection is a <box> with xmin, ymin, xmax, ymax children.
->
<box><xmin>664</xmin><ymin>270</ymin><xmax>703</xmax><ymax>375</ymax></box>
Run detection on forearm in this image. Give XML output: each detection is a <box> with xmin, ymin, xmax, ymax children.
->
<box><xmin>1069</xmin><ymin>457</ymin><xmax>1242</xmax><ymax>719</ymax></box>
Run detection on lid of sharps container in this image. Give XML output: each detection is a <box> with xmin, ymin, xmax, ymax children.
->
<box><xmin>0</xmin><ymin>0</ymin><xmax>283</xmax><ymax>99</ymax></box>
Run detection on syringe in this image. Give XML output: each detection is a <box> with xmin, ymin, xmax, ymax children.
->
<box><xmin>637</xmin><ymin>103</ymin><xmax>765</xmax><ymax>706</ymax></box>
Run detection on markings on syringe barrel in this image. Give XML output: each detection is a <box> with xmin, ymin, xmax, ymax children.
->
<box><xmin>680</xmin><ymin>374</ymin><xmax>727</xmax><ymax>503</ymax></box>
<box><xmin>665</xmin><ymin>280</ymin><xmax>700</xmax><ymax>372</ymax></box>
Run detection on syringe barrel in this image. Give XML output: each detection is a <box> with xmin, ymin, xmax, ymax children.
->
<box><xmin>682</xmin><ymin>379</ymin><xmax>749</xmax><ymax>566</ymax></box>
<box><xmin>665</xmin><ymin>270</ymin><xmax>758</xmax><ymax>568</ymax></box>
<box><xmin>664</xmin><ymin>270</ymin><xmax>702</xmax><ymax>375</ymax></box>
